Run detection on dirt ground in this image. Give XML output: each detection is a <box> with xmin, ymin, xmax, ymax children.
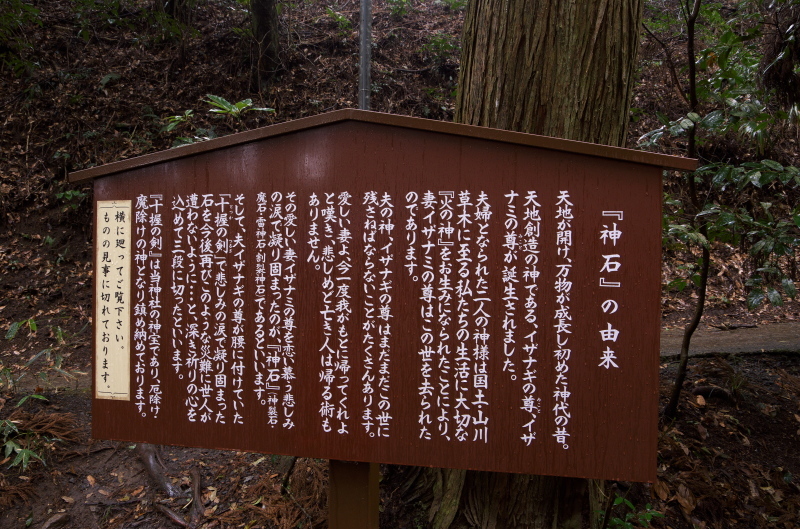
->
<box><xmin>1</xmin><ymin>0</ymin><xmax>799</xmax><ymax>528</ymax></box>
<box><xmin>0</xmin><ymin>347</ymin><xmax>798</xmax><ymax>529</ymax></box>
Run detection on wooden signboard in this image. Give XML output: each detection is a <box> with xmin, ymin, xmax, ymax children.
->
<box><xmin>72</xmin><ymin>110</ymin><xmax>696</xmax><ymax>483</ymax></box>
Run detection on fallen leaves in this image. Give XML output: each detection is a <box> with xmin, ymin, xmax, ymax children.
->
<box><xmin>654</xmin><ymin>479</ymin><xmax>670</xmax><ymax>501</ymax></box>
<box><xmin>675</xmin><ymin>483</ymin><xmax>697</xmax><ymax>516</ymax></box>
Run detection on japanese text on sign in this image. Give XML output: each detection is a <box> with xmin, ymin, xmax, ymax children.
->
<box><xmin>95</xmin><ymin>200</ymin><xmax>132</xmax><ymax>400</ymax></box>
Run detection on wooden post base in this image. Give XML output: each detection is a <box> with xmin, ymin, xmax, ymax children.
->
<box><xmin>329</xmin><ymin>460</ymin><xmax>379</xmax><ymax>529</ymax></box>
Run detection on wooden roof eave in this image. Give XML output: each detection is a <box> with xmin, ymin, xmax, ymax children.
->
<box><xmin>69</xmin><ymin>109</ymin><xmax>698</xmax><ymax>182</ymax></box>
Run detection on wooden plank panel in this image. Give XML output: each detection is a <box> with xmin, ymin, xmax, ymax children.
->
<box><xmin>90</xmin><ymin>119</ymin><xmax>662</xmax><ymax>482</ymax></box>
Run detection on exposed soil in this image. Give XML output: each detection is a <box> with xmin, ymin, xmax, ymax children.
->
<box><xmin>1</xmin><ymin>1</ymin><xmax>799</xmax><ymax>528</ymax></box>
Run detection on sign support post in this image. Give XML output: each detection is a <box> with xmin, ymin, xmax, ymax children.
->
<box><xmin>329</xmin><ymin>460</ymin><xmax>379</xmax><ymax>528</ymax></box>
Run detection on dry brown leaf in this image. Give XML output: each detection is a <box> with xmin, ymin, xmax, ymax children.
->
<box><xmin>697</xmin><ymin>424</ymin><xmax>708</xmax><ymax>440</ymax></box>
<box><xmin>761</xmin><ymin>486</ymin><xmax>784</xmax><ymax>503</ymax></box>
<box><xmin>696</xmin><ymin>394</ymin><xmax>707</xmax><ymax>407</ymax></box>
<box><xmin>204</xmin><ymin>487</ymin><xmax>218</xmax><ymax>503</ymax></box>
<box><xmin>676</xmin><ymin>484</ymin><xmax>696</xmax><ymax>515</ymax></box>
<box><xmin>654</xmin><ymin>479</ymin><xmax>670</xmax><ymax>501</ymax></box>
<box><xmin>749</xmin><ymin>480</ymin><xmax>759</xmax><ymax>498</ymax></box>
<box><xmin>86</xmin><ymin>475</ymin><xmax>95</xmax><ymax>486</ymax></box>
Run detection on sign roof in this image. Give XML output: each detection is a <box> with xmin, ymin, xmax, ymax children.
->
<box><xmin>70</xmin><ymin>109</ymin><xmax>696</xmax><ymax>183</ymax></box>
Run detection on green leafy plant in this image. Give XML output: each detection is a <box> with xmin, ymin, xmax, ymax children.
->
<box><xmin>2</xmin><ymin>321</ymin><xmax>82</xmax><ymax>392</ymax></box>
<box><xmin>204</xmin><ymin>94</ymin><xmax>274</xmax><ymax>120</ymax></box>
<box><xmin>1</xmin><ymin>395</ymin><xmax>52</xmax><ymax>471</ymax></box>
<box><xmin>641</xmin><ymin>0</ymin><xmax>800</xmax><ymax>419</ymax></box>
<box><xmin>421</xmin><ymin>32</ymin><xmax>459</xmax><ymax>65</ymax></box>
<box><xmin>2</xmin><ymin>419</ymin><xmax>43</xmax><ymax>470</ymax></box>
<box><xmin>6</xmin><ymin>318</ymin><xmax>37</xmax><ymax>340</ymax></box>
<box><xmin>388</xmin><ymin>0</ymin><xmax>413</xmax><ymax>17</ymax></box>
<box><xmin>161</xmin><ymin>109</ymin><xmax>195</xmax><ymax>133</ymax></box>
<box><xmin>98</xmin><ymin>72</ymin><xmax>121</xmax><ymax>91</ymax></box>
<box><xmin>0</xmin><ymin>0</ymin><xmax>42</xmax><ymax>75</ymax></box>
<box><xmin>162</xmin><ymin>95</ymin><xmax>274</xmax><ymax>148</ymax></box>
<box><xmin>73</xmin><ymin>0</ymin><xmax>131</xmax><ymax>42</ymax></box>
<box><xmin>436</xmin><ymin>0</ymin><xmax>467</xmax><ymax>11</ymax></box>
<box><xmin>55</xmin><ymin>189</ymin><xmax>88</xmax><ymax>211</ymax></box>
<box><xmin>325</xmin><ymin>7</ymin><xmax>352</xmax><ymax>35</ymax></box>
<box><xmin>597</xmin><ymin>494</ymin><xmax>664</xmax><ymax>529</ymax></box>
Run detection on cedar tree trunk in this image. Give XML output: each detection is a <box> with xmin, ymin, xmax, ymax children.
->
<box><xmin>456</xmin><ymin>0</ymin><xmax>642</xmax><ymax>146</ymax></box>
<box><xmin>431</xmin><ymin>0</ymin><xmax>645</xmax><ymax>527</ymax></box>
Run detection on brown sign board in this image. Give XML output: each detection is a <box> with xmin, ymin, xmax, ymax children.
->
<box><xmin>72</xmin><ymin>110</ymin><xmax>696</xmax><ymax>483</ymax></box>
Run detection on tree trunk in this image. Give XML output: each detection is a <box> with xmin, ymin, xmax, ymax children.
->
<box><xmin>251</xmin><ymin>0</ymin><xmax>280</xmax><ymax>92</ymax></box>
<box><xmin>431</xmin><ymin>0</ymin><xmax>645</xmax><ymax>527</ymax></box>
<box><xmin>163</xmin><ymin>0</ymin><xmax>192</xmax><ymax>24</ymax></box>
<box><xmin>456</xmin><ymin>0</ymin><xmax>642</xmax><ymax>146</ymax></box>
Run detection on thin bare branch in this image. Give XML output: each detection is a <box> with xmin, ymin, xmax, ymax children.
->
<box><xmin>643</xmin><ymin>23</ymin><xmax>691</xmax><ymax>108</ymax></box>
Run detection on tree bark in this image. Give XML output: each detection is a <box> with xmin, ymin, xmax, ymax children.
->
<box><xmin>162</xmin><ymin>0</ymin><xmax>192</xmax><ymax>24</ymax></box>
<box><xmin>456</xmin><ymin>0</ymin><xmax>642</xmax><ymax>146</ymax></box>
<box><xmin>435</xmin><ymin>0</ymin><xmax>645</xmax><ymax>527</ymax></box>
<box><xmin>251</xmin><ymin>0</ymin><xmax>280</xmax><ymax>92</ymax></box>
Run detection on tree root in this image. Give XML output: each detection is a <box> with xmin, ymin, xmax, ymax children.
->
<box><xmin>154</xmin><ymin>468</ymin><xmax>205</xmax><ymax>528</ymax></box>
<box><xmin>135</xmin><ymin>443</ymin><xmax>181</xmax><ymax>498</ymax></box>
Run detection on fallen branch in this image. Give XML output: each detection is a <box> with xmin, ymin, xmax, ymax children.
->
<box><xmin>692</xmin><ymin>385</ymin><xmax>734</xmax><ymax>402</ymax></box>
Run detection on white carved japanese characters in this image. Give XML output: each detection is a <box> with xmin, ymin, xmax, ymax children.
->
<box><xmin>119</xmin><ymin>189</ymin><xmax>632</xmax><ymax>449</ymax></box>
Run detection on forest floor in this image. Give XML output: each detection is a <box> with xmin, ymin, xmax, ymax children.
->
<box><xmin>1</xmin><ymin>1</ymin><xmax>799</xmax><ymax>528</ymax></box>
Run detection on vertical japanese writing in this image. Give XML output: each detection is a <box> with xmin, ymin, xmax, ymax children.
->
<box><xmin>520</xmin><ymin>191</ymin><xmax>542</xmax><ymax>445</ymax></box>
<box><xmin>95</xmin><ymin>200</ymin><xmax>131</xmax><ymax>400</ymax></box>
<box><xmin>375</xmin><ymin>193</ymin><xmax>394</xmax><ymax>436</ymax></box>
<box><xmin>501</xmin><ymin>191</ymin><xmax>519</xmax><ymax>380</ymax></box>
<box><xmin>361</xmin><ymin>191</ymin><xmax>394</xmax><ymax>437</ymax></box>
<box><xmin>175</xmin><ymin>194</ymin><xmax>199</xmax><ymax>421</ymax></box>
<box><xmin>228</xmin><ymin>194</ymin><xmax>247</xmax><ymax>424</ymax></box>
<box><xmin>437</xmin><ymin>191</ymin><xmax>454</xmax><ymax>440</ymax></box>
<box><xmin>197</xmin><ymin>195</ymin><xmax>216</xmax><ymax>423</ymax></box>
<box><xmin>311</xmin><ymin>192</ymin><xmax>353</xmax><ymax>434</ymax></box>
<box><xmin>405</xmin><ymin>191</ymin><xmax>430</xmax><ymax>439</ymax></box>
<box><xmin>171</xmin><ymin>194</ymin><xmax>246</xmax><ymax>424</ymax></box>
<box><xmin>211</xmin><ymin>196</ymin><xmax>230</xmax><ymax>425</ymax></box>
<box><xmin>133</xmin><ymin>197</ymin><xmax>149</xmax><ymax>413</ymax></box>
<box><xmin>134</xmin><ymin>194</ymin><xmax>163</xmax><ymax>416</ymax></box>
<box><xmin>410</xmin><ymin>190</ymin><xmax>492</xmax><ymax>443</ymax></box>
<box><xmin>282</xmin><ymin>192</ymin><xmax>298</xmax><ymax>428</ymax></box>
<box><xmin>553</xmin><ymin>191</ymin><xmax>574</xmax><ymax>449</ymax></box>
<box><xmin>254</xmin><ymin>192</ymin><xmax>298</xmax><ymax>429</ymax></box>
<box><xmin>468</xmin><ymin>192</ymin><xmax>491</xmax><ymax>443</ymax></box>
<box><xmin>599</xmin><ymin>212</ymin><xmax>623</xmax><ymax>369</ymax></box>
<box><xmin>170</xmin><ymin>195</ymin><xmax>187</xmax><ymax>386</ymax></box>
<box><xmin>253</xmin><ymin>193</ymin><xmax>270</xmax><ymax>413</ymax></box>
<box><xmin>453</xmin><ymin>191</ymin><xmax>472</xmax><ymax>443</ymax></box>
<box><xmin>419</xmin><ymin>191</ymin><xmax>436</xmax><ymax>439</ymax></box>
<box><xmin>147</xmin><ymin>196</ymin><xmax>163</xmax><ymax>417</ymax></box>
<box><xmin>362</xmin><ymin>193</ymin><xmax>378</xmax><ymax>435</ymax></box>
